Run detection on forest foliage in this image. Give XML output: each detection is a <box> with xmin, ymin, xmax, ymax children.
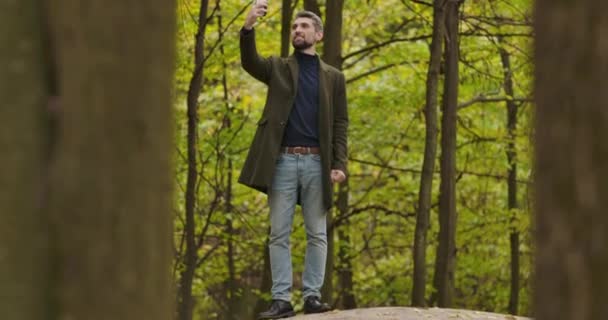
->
<box><xmin>171</xmin><ymin>0</ymin><xmax>533</xmax><ymax>318</ymax></box>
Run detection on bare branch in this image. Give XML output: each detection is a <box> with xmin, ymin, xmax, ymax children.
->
<box><xmin>196</xmin><ymin>242</ymin><xmax>222</xmax><ymax>268</ymax></box>
<box><xmin>343</xmin><ymin>31</ymin><xmax>531</xmax><ymax>62</ymax></box>
<box><xmin>346</xmin><ymin>60</ymin><xmax>423</xmax><ymax>84</ymax></box>
<box><xmin>343</xmin><ymin>34</ymin><xmax>432</xmax><ymax>61</ymax></box>
<box><xmin>463</xmin><ymin>14</ymin><xmax>532</xmax><ymax>27</ymax></box>
<box><xmin>409</xmin><ymin>0</ymin><xmax>433</xmax><ymax>7</ymax></box>
<box><xmin>458</xmin><ymin>94</ymin><xmax>533</xmax><ymax>110</ymax></box>
<box><xmin>349</xmin><ymin>158</ymin><xmax>531</xmax><ymax>184</ymax></box>
<box><xmin>333</xmin><ymin>204</ymin><xmax>416</xmax><ymax>228</ymax></box>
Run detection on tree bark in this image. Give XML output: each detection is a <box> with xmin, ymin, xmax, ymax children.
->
<box><xmin>337</xmin><ymin>179</ymin><xmax>357</xmax><ymax>309</ymax></box>
<box><xmin>281</xmin><ymin>0</ymin><xmax>293</xmax><ymax>57</ymax></box>
<box><xmin>254</xmin><ymin>233</ymin><xmax>273</xmax><ymax>317</ymax></box>
<box><xmin>432</xmin><ymin>0</ymin><xmax>460</xmax><ymax>308</ymax></box>
<box><xmin>411</xmin><ymin>0</ymin><xmax>445</xmax><ymax>307</ymax></box>
<box><xmin>217</xmin><ymin>3</ymin><xmax>239</xmax><ymax>317</ymax></box>
<box><xmin>45</xmin><ymin>0</ymin><xmax>176</xmax><ymax>319</ymax></box>
<box><xmin>303</xmin><ymin>0</ymin><xmax>322</xmax><ymax>19</ymax></box>
<box><xmin>0</xmin><ymin>2</ymin><xmax>50</xmax><ymax>318</ymax></box>
<box><xmin>321</xmin><ymin>0</ymin><xmax>343</xmax><ymax>68</ymax></box>
<box><xmin>534</xmin><ymin>0</ymin><xmax>608</xmax><ymax>319</ymax></box>
<box><xmin>499</xmin><ymin>40</ymin><xmax>520</xmax><ymax>316</ymax></box>
<box><xmin>178</xmin><ymin>1</ymin><xmax>209</xmax><ymax>320</ymax></box>
<box><xmin>321</xmin><ymin>0</ymin><xmax>344</xmax><ymax>305</ymax></box>
<box><xmin>224</xmin><ymin>162</ymin><xmax>237</xmax><ymax>319</ymax></box>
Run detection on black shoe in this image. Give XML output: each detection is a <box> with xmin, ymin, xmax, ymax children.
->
<box><xmin>257</xmin><ymin>300</ymin><xmax>296</xmax><ymax>319</ymax></box>
<box><xmin>303</xmin><ymin>296</ymin><xmax>332</xmax><ymax>314</ymax></box>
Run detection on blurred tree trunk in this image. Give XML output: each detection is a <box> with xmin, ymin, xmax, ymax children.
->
<box><xmin>0</xmin><ymin>1</ymin><xmax>50</xmax><ymax>318</ymax></box>
<box><xmin>321</xmin><ymin>0</ymin><xmax>344</xmax><ymax>306</ymax></box>
<box><xmin>178</xmin><ymin>1</ymin><xmax>209</xmax><ymax>320</ymax></box>
<box><xmin>432</xmin><ymin>0</ymin><xmax>461</xmax><ymax>308</ymax></box>
<box><xmin>411</xmin><ymin>0</ymin><xmax>445</xmax><ymax>307</ymax></box>
<box><xmin>534</xmin><ymin>0</ymin><xmax>608</xmax><ymax>319</ymax></box>
<box><xmin>499</xmin><ymin>40</ymin><xmax>520</xmax><ymax>316</ymax></box>
<box><xmin>46</xmin><ymin>0</ymin><xmax>175</xmax><ymax>319</ymax></box>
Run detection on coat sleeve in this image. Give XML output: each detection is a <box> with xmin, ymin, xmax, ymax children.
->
<box><xmin>239</xmin><ymin>28</ymin><xmax>272</xmax><ymax>84</ymax></box>
<box><xmin>331</xmin><ymin>72</ymin><xmax>348</xmax><ymax>172</ymax></box>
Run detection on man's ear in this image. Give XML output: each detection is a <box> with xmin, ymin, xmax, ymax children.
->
<box><xmin>315</xmin><ymin>31</ymin><xmax>324</xmax><ymax>42</ymax></box>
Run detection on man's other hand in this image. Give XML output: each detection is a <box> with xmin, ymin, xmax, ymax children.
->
<box><xmin>330</xmin><ymin>169</ymin><xmax>346</xmax><ymax>183</ymax></box>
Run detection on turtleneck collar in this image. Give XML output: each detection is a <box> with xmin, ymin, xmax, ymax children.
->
<box><xmin>295</xmin><ymin>50</ymin><xmax>318</xmax><ymax>62</ymax></box>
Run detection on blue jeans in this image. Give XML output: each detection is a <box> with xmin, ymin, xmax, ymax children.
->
<box><xmin>268</xmin><ymin>153</ymin><xmax>327</xmax><ymax>302</ymax></box>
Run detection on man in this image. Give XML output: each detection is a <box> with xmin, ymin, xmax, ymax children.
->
<box><xmin>239</xmin><ymin>1</ymin><xmax>348</xmax><ymax>319</ymax></box>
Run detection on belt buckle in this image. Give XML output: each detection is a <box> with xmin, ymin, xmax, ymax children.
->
<box><xmin>293</xmin><ymin>146</ymin><xmax>304</xmax><ymax>154</ymax></box>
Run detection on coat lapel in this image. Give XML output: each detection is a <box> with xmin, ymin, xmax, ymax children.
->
<box><xmin>318</xmin><ymin>59</ymin><xmax>330</xmax><ymax>112</ymax></box>
<box><xmin>318</xmin><ymin>59</ymin><xmax>331</xmax><ymax>155</ymax></box>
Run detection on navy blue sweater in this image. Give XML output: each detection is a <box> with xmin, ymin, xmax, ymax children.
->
<box><xmin>282</xmin><ymin>51</ymin><xmax>320</xmax><ymax>147</ymax></box>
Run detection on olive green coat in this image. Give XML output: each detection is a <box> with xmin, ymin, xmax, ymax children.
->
<box><xmin>238</xmin><ymin>29</ymin><xmax>348</xmax><ymax>210</ymax></box>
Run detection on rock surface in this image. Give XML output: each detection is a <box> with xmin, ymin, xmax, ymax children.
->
<box><xmin>291</xmin><ymin>307</ymin><xmax>531</xmax><ymax>320</ymax></box>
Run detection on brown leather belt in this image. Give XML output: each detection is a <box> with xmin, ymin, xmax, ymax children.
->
<box><xmin>281</xmin><ymin>146</ymin><xmax>320</xmax><ymax>154</ymax></box>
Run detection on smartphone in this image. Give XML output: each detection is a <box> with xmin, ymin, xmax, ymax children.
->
<box><xmin>254</xmin><ymin>0</ymin><xmax>268</xmax><ymax>16</ymax></box>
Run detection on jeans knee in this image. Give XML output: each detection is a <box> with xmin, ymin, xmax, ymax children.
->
<box><xmin>269</xmin><ymin>230</ymin><xmax>291</xmax><ymax>248</ymax></box>
<box><xmin>306</xmin><ymin>231</ymin><xmax>327</xmax><ymax>247</ymax></box>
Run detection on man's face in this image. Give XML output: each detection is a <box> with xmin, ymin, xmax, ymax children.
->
<box><xmin>291</xmin><ymin>17</ymin><xmax>323</xmax><ymax>51</ymax></box>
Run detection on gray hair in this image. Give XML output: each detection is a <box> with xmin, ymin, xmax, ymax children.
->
<box><xmin>294</xmin><ymin>11</ymin><xmax>324</xmax><ymax>32</ymax></box>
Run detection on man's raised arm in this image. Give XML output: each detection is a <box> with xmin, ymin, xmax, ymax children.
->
<box><xmin>240</xmin><ymin>0</ymin><xmax>272</xmax><ymax>84</ymax></box>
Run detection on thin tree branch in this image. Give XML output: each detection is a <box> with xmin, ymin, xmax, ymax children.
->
<box><xmin>343</xmin><ymin>31</ymin><xmax>531</xmax><ymax>62</ymax></box>
<box><xmin>334</xmin><ymin>204</ymin><xmax>416</xmax><ymax>228</ymax></box>
<box><xmin>343</xmin><ymin>34</ymin><xmax>432</xmax><ymax>61</ymax></box>
<box><xmin>196</xmin><ymin>242</ymin><xmax>222</xmax><ymax>268</ymax></box>
<box><xmin>349</xmin><ymin>158</ymin><xmax>530</xmax><ymax>184</ymax></box>
<box><xmin>458</xmin><ymin>95</ymin><xmax>533</xmax><ymax>110</ymax></box>
<box><xmin>346</xmin><ymin>60</ymin><xmax>422</xmax><ymax>84</ymax></box>
<box><xmin>409</xmin><ymin>0</ymin><xmax>433</xmax><ymax>7</ymax></box>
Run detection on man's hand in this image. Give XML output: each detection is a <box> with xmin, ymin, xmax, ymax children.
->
<box><xmin>330</xmin><ymin>169</ymin><xmax>346</xmax><ymax>184</ymax></box>
<box><xmin>244</xmin><ymin>0</ymin><xmax>268</xmax><ymax>30</ymax></box>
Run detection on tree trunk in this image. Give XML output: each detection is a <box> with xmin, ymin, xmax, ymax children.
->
<box><xmin>281</xmin><ymin>0</ymin><xmax>293</xmax><ymax>57</ymax></box>
<box><xmin>224</xmin><ymin>165</ymin><xmax>237</xmax><ymax>320</ymax></box>
<box><xmin>411</xmin><ymin>0</ymin><xmax>445</xmax><ymax>307</ymax></box>
<box><xmin>321</xmin><ymin>0</ymin><xmax>343</xmax><ymax>68</ymax></box>
<box><xmin>337</xmin><ymin>177</ymin><xmax>357</xmax><ymax>309</ymax></box>
<box><xmin>217</xmin><ymin>4</ymin><xmax>239</xmax><ymax>317</ymax></box>
<box><xmin>0</xmin><ymin>2</ymin><xmax>50</xmax><ymax>318</ymax></box>
<box><xmin>534</xmin><ymin>1</ymin><xmax>608</xmax><ymax>319</ymax></box>
<box><xmin>45</xmin><ymin>0</ymin><xmax>176</xmax><ymax>319</ymax></box>
<box><xmin>178</xmin><ymin>1</ymin><xmax>209</xmax><ymax>320</ymax></box>
<box><xmin>432</xmin><ymin>0</ymin><xmax>460</xmax><ymax>308</ymax></box>
<box><xmin>321</xmin><ymin>0</ymin><xmax>344</xmax><ymax>305</ymax></box>
<box><xmin>499</xmin><ymin>40</ymin><xmax>520</xmax><ymax>316</ymax></box>
<box><xmin>254</xmin><ymin>233</ymin><xmax>273</xmax><ymax>317</ymax></box>
<box><xmin>303</xmin><ymin>0</ymin><xmax>322</xmax><ymax>19</ymax></box>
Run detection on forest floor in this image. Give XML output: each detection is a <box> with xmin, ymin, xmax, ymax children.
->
<box><xmin>291</xmin><ymin>307</ymin><xmax>531</xmax><ymax>320</ymax></box>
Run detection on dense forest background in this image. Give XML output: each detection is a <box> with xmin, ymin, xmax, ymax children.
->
<box><xmin>6</xmin><ymin>0</ymin><xmax>608</xmax><ymax>320</ymax></box>
<box><xmin>171</xmin><ymin>0</ymin><xmax>533</xmax><ymax>319</ymax></box>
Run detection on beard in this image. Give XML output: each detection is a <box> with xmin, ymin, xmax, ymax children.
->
<box><xmin>292</xmin><ymin>37</ymin><xmax>314</xmax><ymax>50</ymax></box>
